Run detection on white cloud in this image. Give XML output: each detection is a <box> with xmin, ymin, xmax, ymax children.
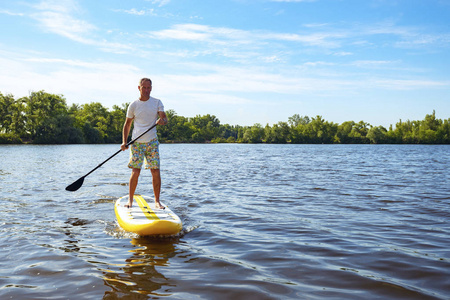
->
<box><xmin>144</xmin><ymin>23</ymin><xmax>346</xmax><ymax>49</ymax></box>
<box><xmin>147</xmin><ymin>24</ymin><xmax>214</xmax><ymax>41</ymax></box>
<box><xmin>144</xmin><ymin>24</ymin><xmax>254</xmax><ymax>44</ymax></box>
<box><xmin>333</xmin><ymin>51</ymin><xmax>353</xmax><ymax>56</ymax></box>
<box><xmin>33</xmin><ymin>0</ymin><xmax>79</xmax><ymax>13</ymax></box>
<box><xmin>373</xmin><ymin>79</ymin><xmax>449</xmax><ymax>90</ymax></box>
<box><xmin>1</xmin><ymin>46</ymin><xmax>448</xmax><ymax>128</ymax></box>
<box><xmin>33</xmin><ymin>10</ymin><xmax>96</xmax><ymax>42</ymax></box>
<box><xmin>156</xmin><ymin>63</ymin><xmax>353</xmax><ymax>98</ymax></box>
<box><xmin>23</xmin><ymin>57</ymin><xmax>140</xmax><ymax>72</ymax></box>
<box><xmin>31</xmin><ymin>0</ymin><xmax>95</xmax><ymax>41</ymax></box>
<box><xmin>0</xmin><ymin>53</ymin><xmax>142</xmax><ymax>106</ymax></box>
<box><xmin>303</xmin><ymin>23</ymin><xmax>330</xmax><ymax>28</ymax></box>
<box><xmin>112</xmin><ymin>8</ymin><xmax>156</xmax><ymax>16</ymax></box>
<box><xmin>29</xmin><ymin>0</ymin><xmax>134</xmax><ymax>54</ymax></box>
<box><xmin>303</xmin><ymin>61</ymin><xmax>335</xmax><ymax>67</ymax></box>
<box><xmin>119</xmin><ymin>8</ymin><xmax>146</xmax><ymax>16</ymax></box>
<box><xmin>0</xmin><ymin>9</ymin><xmax>24</xmax><ymax>16</ymax></box>
<box><xmin>362</xmin><ymin>22</ymin><xmax>450</xmax><ymax>49</ymax></box>
<box><xmin>147</xmin><ymin>0</ymin><xmax>171</xmax><ymax>7</ymax></box>
<box><xmin>351</xmin><ymin>60</ymin><xmax>397</xmax><ymax>67</ymax></box>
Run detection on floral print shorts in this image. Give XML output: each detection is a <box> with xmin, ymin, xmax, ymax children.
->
<box><xmin>128</xmin><ymin>139</ymin><xmax>160</xmax><ymax>169</ymax></box>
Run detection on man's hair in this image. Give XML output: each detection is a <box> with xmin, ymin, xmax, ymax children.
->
<box><xmin>139</xmin><ymin>78</ymin><xmax>152</xmax><ymax>86</ymax></box>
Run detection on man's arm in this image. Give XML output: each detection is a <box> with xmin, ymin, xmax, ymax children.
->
<box><xmin>121</xmin><ymin>117</ymin><xmax>134</xmax><ymax>151</ymax></box>
<box><xmin>156</xmin><ymin>111</ymin><xmax>168</xmax><ymax>125</ymax></box>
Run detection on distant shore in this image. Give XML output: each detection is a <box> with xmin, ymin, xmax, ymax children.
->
<box><xmin>1</xmin><ymin>91</ymin><xmax>449</xmax><ymax>145</ymax></box>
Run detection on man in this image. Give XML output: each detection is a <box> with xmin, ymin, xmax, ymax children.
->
<box><xmin>121</xmin><ymin>78</ymin><xmax>168</xmax><ymax>209</ymax></box>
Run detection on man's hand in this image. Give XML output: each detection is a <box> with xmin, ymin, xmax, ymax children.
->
<box><xmin>156</xmin><ymin>117</ymin><xmax>168</xmax><ymax>125</ymax></box>
<box><xmin>120</xmin><ymin>143</ymin><xmax>128</xmax><ymax>151</ymax></box>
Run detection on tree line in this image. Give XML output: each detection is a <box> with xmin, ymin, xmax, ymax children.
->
<box><xmin>1</xmin><ymin>91</ymin><xmax>449</xmax><ymax>144</ymax></box>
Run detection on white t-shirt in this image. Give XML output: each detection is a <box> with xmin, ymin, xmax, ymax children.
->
<box><xmin>126</xmin><ymin>96</ymin><xmax>164</xmax><ymax>142</ymax></box>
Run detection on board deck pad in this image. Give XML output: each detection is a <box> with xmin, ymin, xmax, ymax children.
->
<box><xmin>115</xmin><ymin>195</ymin><xmax>182</xmax><ymax>236</ymax></box>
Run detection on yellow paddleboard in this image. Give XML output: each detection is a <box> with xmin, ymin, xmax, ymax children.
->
<box><xmin>114</xmin><ymin>195</ymin><xmax>182</xmax><ymax>236</ymax></box>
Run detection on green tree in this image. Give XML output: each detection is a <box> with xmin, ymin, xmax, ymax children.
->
<box><xmin>2</xmin><ymin>89</ymin><xmax>450</xmax><ymax>145</ymax></box>
<box><xmin>0</xmin><ymin>93</ymin><xmax>16</xmax><ymax>133</ymax></box>
<box><xmin>33</xmin><ymin>114</ymin><xmax>83</xmax><ymax>144</ymax></box>
<box><xmin>288</xmin><ymin>114</ymin><xmax>310</xmax><ymax>127</ymax></box>
<box><xmin>288</xmin><ymin>114</ymin><xmax>310</xmax><ymax>144</ymax></box>
<box><xmin>0</xmin><ymin>93</ymin><xmax>26</xmax><ymax>137</ymax></box>
<box><xmin>347</xmin><ymin>121</ymin><xmax>370</xmax><ymax>144</ymax></box>
<box><xmin>243</xmin><ymin>123</ymin><xmax>264</xmax><ymax>143</ymax></box>
<box><xmin>23</xmin><ymin>91</ymin><xmax>69</xmax><ymax>142</ymax></box>
<box><xmin>415</xmin><ymin>110</ymin><xmax>440</xmax><ymax>144</ymax></box>
<box><xmin>265</xmin><ymin>122</ymin><xmax>290</xmax><ymax>143</ymax></box>
<box><xmin>158</xmin><ymin>109</ymin><xmax>194</xmax><ymax>142</ymax></box>
<box><xmin>335</xmin><ymin>121</ymin><xmax>355</xmax><ymax>143</ymax></box>
<box><xmin>290</xmin><ymin>124</ymin><xmax>306</xmax><ymax>143</ymax></box>
<box><xmin>422</xmin><ymin>110</ymin><xmax>440</xmax><ymax>131</ymax></box>
<box><xmin>75</xmin><ymin>102</ymin><xmax>110</xmax><ymax>143</ymax></box>
<box><xmin>436</xmin><ymin>118</ymin><xmax>450</xmax><ymax>144</ymax></box>
<box><xmin>220</xmin><ymin>124</ymin><xmax>239</xmax><ymax>141</ymax></box>
<box><xmin>367</xmin><ymin>126</ymin><xmax>388</xmax><ymax>144</ymax></box>
<box><xmin>397</xmin><ymin>120</ymin><xmax>417</xmax><ymax>143</ymax></box>
<box><xmin>190</xmin><ymin>114</ymin><xmax>221</xmax><ymax>142</ymax></box>
<box><xmin>303</xmin><ymin>116</ymin><xmax>337</xmax><ymax>144</ymax></box>
<box><xmin>108</xmin><ymin>104</ymin><xmax>128</xmax><ymax>143</ymax></box>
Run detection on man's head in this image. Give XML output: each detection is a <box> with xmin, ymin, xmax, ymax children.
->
<box><xmin>138</xmin><ymin>78</ymin><xmax>152</xmax><ymax>100</ymax></box>
<box><xmin>139</xmin><ymin>78</ymin><xmax>152</xmax><ymax>86</ymax></box>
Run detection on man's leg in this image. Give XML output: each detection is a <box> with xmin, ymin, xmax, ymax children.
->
<box><xmin>127</xmin><ymin>168</ymin><xmax>141</xmax><ymax>207</ymax></box>
<box><xmin>150</xmin><ymin>168</ymin><xmax>164</xmax><ymax>209</ymax></box>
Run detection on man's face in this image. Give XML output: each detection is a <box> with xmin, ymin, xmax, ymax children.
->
<box><xmin>139</xmin><ymin>81</ymin><xmax>152</xmax><ymax>99</ymax></box>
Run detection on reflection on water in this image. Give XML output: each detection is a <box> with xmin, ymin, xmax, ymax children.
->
<box><xmin>0</xmin><ymin>144</ymin><xmax>449</xmax><ymax>299</ymax></box>
<box><xmin>103</xmin><ymin>238</ymin><xmax>179</xmax><ymax>298</ymax></box>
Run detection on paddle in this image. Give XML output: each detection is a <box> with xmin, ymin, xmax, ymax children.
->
<box><xmin>65</xmin><ymin>123</ymin><xmax>157</xmax><ymax>192</ymax></box>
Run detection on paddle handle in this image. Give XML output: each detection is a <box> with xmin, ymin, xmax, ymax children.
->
<box><xmin>83</xmin><ymin>123</ymin><xmax>157</xmax><ymax>178</ymax></box>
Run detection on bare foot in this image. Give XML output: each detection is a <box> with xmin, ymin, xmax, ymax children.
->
<box><xmin>124</xmin><ymin>200</ymin><xmax>133</xmax><ymax>208</ymax></box>
<box><xmin>155</xmin><ymin>201</ymin><xmax>165</xmax><ymax>210</ymax></box>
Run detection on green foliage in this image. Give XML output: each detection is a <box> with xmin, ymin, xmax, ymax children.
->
<box><xmin>367</xmin><ymin>126</ymin><xmax>388</xmax><ymax>144</ymax></box>
<box><xmin>33</xmin><ymin>114</ymin><xmax>83</xmax><ymax>144</ymax></box>
<box><xmin>24</xmin><ymin>91</ymin><xmax>68</xmax><ymax>141</ymax></box>
<box><xmin>0</xmin><ymin>91</ymin><xmax>126</xmax><ymax>144</ymax></box>
<box><xmin>0</xmin><ymin>133</ymin><xmax>22</xmax><ymax>144</ymax></box>
<box><xmin>0</xmin><ymin>91</ymin><xmax>448</xmax><ymax>144</ymax></box>
<box><xmin>0</xmin><ymin>92</ymin><xmax>26</xmax><ymax>136</ymax></box>
<box><xmin>243</xmin><ymin>123</ymin><xmax>264</xmax><ymax>143</ymax></box>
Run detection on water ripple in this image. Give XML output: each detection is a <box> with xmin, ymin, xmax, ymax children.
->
<box><xmin>0</xmin><ymin>144</ymin><xmax>449</xmax><ymax>299</ymax></box>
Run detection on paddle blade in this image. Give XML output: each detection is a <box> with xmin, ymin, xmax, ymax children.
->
<box><xmin>65</xmin><ymin>177</ymin><xmax>85</xmax><ymax>192</ymax></box>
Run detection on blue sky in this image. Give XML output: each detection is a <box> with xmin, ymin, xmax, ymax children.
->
<box><xmin>1</xmin><ymin>0</ymin><xmax>449</xmax><ymax>127</ymax></box>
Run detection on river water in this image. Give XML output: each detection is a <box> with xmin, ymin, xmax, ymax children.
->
<box><xmin>0</xmin><ymin>144</ymin><xmax>448</xmax><ymax>299</ymax></box>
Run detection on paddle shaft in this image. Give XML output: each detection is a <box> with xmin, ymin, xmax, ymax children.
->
<box><xmin>66</xmin><ymin>123</ymin><xmax>157</xmax><ymax>191</ymax></box>
<box><xmin>83</xmin><ymin>123</ymin><xmax>157</xmax><ymax>177</ymax></box>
